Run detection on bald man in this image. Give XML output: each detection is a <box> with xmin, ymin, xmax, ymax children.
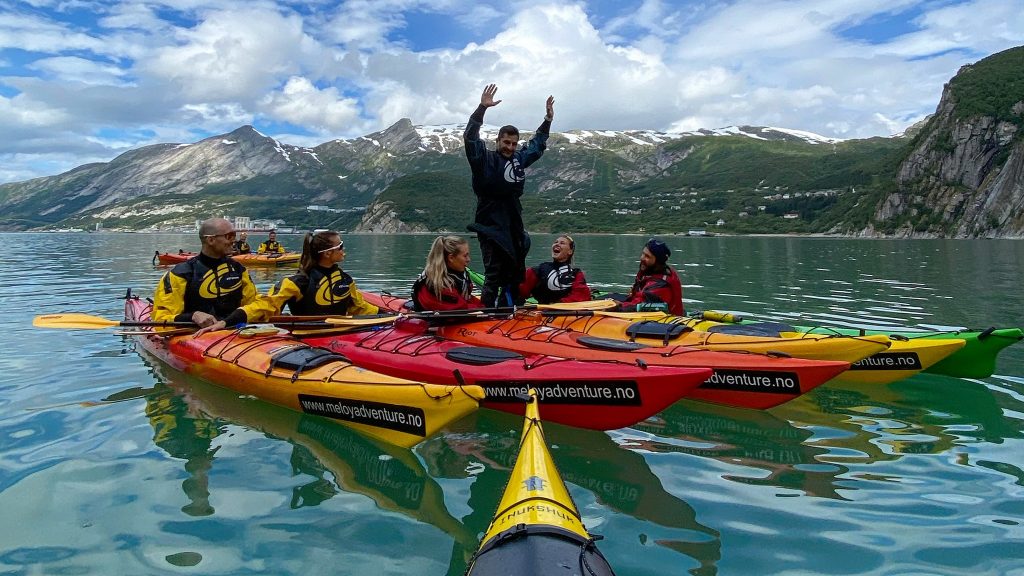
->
<box><xmin>152</xmin><ymin>218</ymin><xmax>266</xmax><ymax>335</ymax></box>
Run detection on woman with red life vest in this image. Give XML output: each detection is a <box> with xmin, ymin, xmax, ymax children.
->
<box><xmin>615</xmin><ymin>238</ymin><xmax>684</xmax><ymax>315</ymax></box>
<box><xmin>411</xmin><ymin>236</ymin><xmax>484</xmax><ymax>311</ymax></box>
<box><xmin>518</xmin><ymin>234</ymin><xmax>591</xmax><ymax>304</ymax></box>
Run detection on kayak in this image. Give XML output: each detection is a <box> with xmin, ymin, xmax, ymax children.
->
<box><xmin>432</xmin><ymin>315</ymin><xmax>853</xmax><ymax>409</ymax></box>
<box><xmin>298</xmin><ymin>318</ymin><xmax>713</xmax><ymax>431</ymax></box>
<box><xmin>153</xmin><ymin>250</ymin><xmax>301</xmax><ymax>266</ymax></box>
<box><xmin>462</xmin><ymin>270</ymin><xmax>976</xmax><ymax>382</ymax></box>
<box><xmin>539</xmin><ymin>313</ymin><xmax>964</xmax><ymax>385</ymax></box>
<box><xmin>365</xmin><ymin>292</ymin><xmax>889</xmax><ymax>364</ymax></box>
<box><xmin>124</xmin><ymin>294</ymin><xmax>483</xmax><ymax>448</ymax></box>
<box><xmin>358</xmin><ymin>295</ymin><xmax>852</xmax><ymax>410</ymax></box>
<box><xmin>465</xmin><ymin>390</ymin><xmax>616</xmax><ymax>576</ymax></box>
<box><xmin>697</xmin><ymin>311</ymin><xmax>1023</xmax><ymax>379</ymax></box>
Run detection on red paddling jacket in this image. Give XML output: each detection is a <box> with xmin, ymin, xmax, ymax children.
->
<box><xmin>618</xmin><ymin>265</ymin><xmax>684</xmax><ymax>315</ymax></box>
<box><xmin>411</xmin><ymin>269</ymin><xmax>484</xmax><ymax>311</ymax></box>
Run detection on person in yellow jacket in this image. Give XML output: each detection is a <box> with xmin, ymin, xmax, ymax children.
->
<box><xmin>152</xmin><ymin>218</ymin><xmax>267</xmax><ymax>335</ymax></box>
<box><xmin>263</xmin><ymin>230</ymin><xmax>379</xmax><ymax>316</ymax></box>
<box><xmin>257</xmin><ymin>230</ymin><xmax>285</xmax><ymax>254</ymax></box>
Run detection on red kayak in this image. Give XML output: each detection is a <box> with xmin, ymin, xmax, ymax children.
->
<box><xmin>153</xmin><ymin>250</ymin><xmax>300</xmax><ymax>266</ymax></box>
<box><xmin>299</xmin><ymin>318</ymin><xmax>712</xmax><ymax>430</ymax></box>
<box><xmin>362</xmin><ymin>292</ymin><xmax>850</xmax><ymax>410</ymax></box>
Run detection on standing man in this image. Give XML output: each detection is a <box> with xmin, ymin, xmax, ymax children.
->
<box><xmin>464</xmin><ymin>83</ymin><xmax>554</xmax><ymax>307</ymax></box>
<box><xmin>152</xmin><ymin>217</ymin><xmax>265</xmax><ymax>335</ymax></box>
<box><xmin>257</xmin><ymin>230</ymin><xmax>285</xmax><ymax>254</ymax></box>
<box><xmin>616</xmin><ymin>238</ymin><xmax>684</xmax><ymax>315</ymax></box>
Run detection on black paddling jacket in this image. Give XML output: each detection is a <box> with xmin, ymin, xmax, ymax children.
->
<box><xmin>152</xmin><ymin>253</ymin><xmax>262</xmax><ymax>325</ymax></box>
<box><xmin>266</xmin><ymin>265</ymin><xmax>378</xmax><ymax>316</ymax></box>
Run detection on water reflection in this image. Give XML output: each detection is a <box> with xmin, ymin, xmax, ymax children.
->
<box><xmin>768</xmin><ymin>372</ymin><xmax>1024</xmax><ymax>496</ymax></box>
<box><xmin>418</xmin><ymin>411</ymin><xmax>722</xmax><ymax>575</ymax></box>
<box><xmin>132</xmin><ymin>349</ymin><xmax>477</xmax><ymax>549</ymax></box>
<box><xmin>626</xmin><ymin>401</ymin><xmax>844</xmax><ymax>500</ymax></box>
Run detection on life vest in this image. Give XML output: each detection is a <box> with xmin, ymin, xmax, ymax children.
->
<box><xmin>411</xmin><ymin>269</ymin><xmax>477</xmax><ymax>311</ymax></box>
<box><xmin>164</xmin><ymin>254</ymin><xmax>248</xmax><ymax>320</ymax></box>
<box><xmin>528</xmin><ymin>261</ymin><xmax>583</xmax><ymax>304</ymax></box>
<box><xmin>283</xmin><ymin>266</ymin><xmax>359</xmax><ymax>316</ymax></box>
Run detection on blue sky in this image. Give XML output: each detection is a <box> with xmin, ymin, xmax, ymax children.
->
<box><xmin>1</xmin><ymin>0</ymin><xmax>1022</xmax><ymax>184</ymax></box>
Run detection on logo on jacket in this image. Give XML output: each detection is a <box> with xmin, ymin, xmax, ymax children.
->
<box><xmin>198</xmin><ymin>264</ymin><xmax>243</xmax><ymax>298</ymax></box>
<box><xmin>503</xmin><ymin>157</ymin><xmax>525</xmax><ymax>183</ymax></box>
<box><xmin>545</xmin><ymin>265</ymin><xmax>575</xmax><ymax>292</ymax></box>
<box><xmin>314</xmin><ymin>271</ymin><xmax>352</xmax><ymax>306</ymax></box>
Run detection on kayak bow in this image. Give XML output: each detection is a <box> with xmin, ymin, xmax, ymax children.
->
<box><xmin>466</xmin><ymin>389</ymin><xmax>616</xmax><ymax>576</ymax></box>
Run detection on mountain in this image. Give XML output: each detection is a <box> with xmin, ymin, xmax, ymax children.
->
<box><xmin>871</xmin><ymin>46</ymin><xmax>1024</xmax><ymax>238</ymax></box>
<box><xmin>1</xmin><ymin>46</ymin><xmax>1021</xmax><ymax>237</ymax></box>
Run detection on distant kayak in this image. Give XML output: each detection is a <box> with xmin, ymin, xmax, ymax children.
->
<box><xmin>153</xmin><ymin>250</ymin><xmax>300</xmax><ymax>266</ymax></box>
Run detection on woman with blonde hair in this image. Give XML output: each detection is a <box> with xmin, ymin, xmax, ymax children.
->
<box><xmin>264</xmin><ymin>230</ymin><xmax>378</xmax><ymax>316</ymax></box>
<box><xmin>411</xmin><ymin>235</ymin><xmax>483</xmax><ymax>311</ymax></box>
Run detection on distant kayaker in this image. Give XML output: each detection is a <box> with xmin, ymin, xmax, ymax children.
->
<box><xmin>257</xmin><ymin>230</ymin><xmax>285</xmax><ymax>254</ymax></box>
<box><xmin>464</xmin><ymin>83</ymin><xmax>554</xmax><ymax>308</ymax></box>
<box><xmin>232</xmin><ymin>231</ymin><xmax>252</xmax><ymax>255</ymax></box>
<box><xmin>518</xmin><ymin>234</ymin><xmax>591</xmax><ymax>304</ymax></box>
<box><xmin>151</xmin><ymin>217</ymin><xmax>264</xmax><ymax>336</ymax></box>
<box><xmin>411</xmin><ymin>235</ymin><xmax>484</xmax><ymax>311</ymax></box>
<box><xmin>612</xmin><ymin>238</ymin><xmax>684</xmax><ymax>315</ymax></box>
<box><xmin>264</xmin><ymin>230</ymin><xmax>379</xmax><ymax>316</ymax></box>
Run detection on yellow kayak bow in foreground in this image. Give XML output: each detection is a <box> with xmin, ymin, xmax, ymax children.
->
<box><xmin>466</xmin><ymin>389</ymin><xmax>616</xmax><ymax>576</ymax></box>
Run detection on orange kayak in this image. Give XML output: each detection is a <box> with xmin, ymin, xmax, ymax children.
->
<box><xmin>125</xmin><ymin>294</ymin><xmax>482</xmax><ymax>447</ymax></box>
<box><xmin>153</xmin><ymin>250</ymin><xmax>300</xmax><ymax>266</ymax></box>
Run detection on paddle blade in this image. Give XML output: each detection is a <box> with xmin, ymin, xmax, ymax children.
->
<box><xmin>534</xmin><ymin>299</ymin><xmax>617</xmax><ymax>311</ymax></box>
<box><xmin>324</xmin><ymin>315</ymin><xmax>399</xmax><ymax>327</ymax></box>
<box><xmin>33</xmin><ymin>313</ymin><xmax>120</xmax><ymax>329</ymax></box>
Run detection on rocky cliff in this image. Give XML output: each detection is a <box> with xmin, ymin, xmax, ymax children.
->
<box><xmin>873</xmin><ymin>47</ymin><xmax>1024</xmax><ymax>238</ymax></box>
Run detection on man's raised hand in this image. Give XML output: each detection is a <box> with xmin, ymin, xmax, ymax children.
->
<box><xmin>481</xmin><ymin>84</ymin><xmax>502</xmax><ymax>107</ymax></box>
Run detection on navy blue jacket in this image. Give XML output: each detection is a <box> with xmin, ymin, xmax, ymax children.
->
<box><xmin>464</xmin><ymin>105</ymin><xmax>550</xmax><ymax>261</ymax></box>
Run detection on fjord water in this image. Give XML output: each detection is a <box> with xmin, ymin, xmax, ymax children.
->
<box><xmin>1</xmin><ymin>232</ymin><xmax>1022</xmax><ymax>575</ymax></box>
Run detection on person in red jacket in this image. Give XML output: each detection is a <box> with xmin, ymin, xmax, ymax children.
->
<box><xmin>617</xmin><ymin>238</ymin><xmax>684</xmax><ymax>315</ymax></box>
<box><xmin>411</xmin><ymin>235</ymin><xmax>484</xmax><ymax>311</ymax></box>
<box><xmin>518</xmin><ymin>234</ymin><xmax>591</xmax><ymax>304</ymax></box>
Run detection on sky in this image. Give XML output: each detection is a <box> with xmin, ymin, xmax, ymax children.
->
<box><xmin>1</xmin><ymin>0</ymin><xmax>1023</xmax><ymax>184</ymax></box>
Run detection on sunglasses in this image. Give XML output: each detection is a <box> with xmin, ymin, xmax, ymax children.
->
<box><xmin>318</xmin><ymin>241</ymin><xmax>345</xmax><ymax>253</ymax></box>
<box><xmin>204</xmin><ymin>231</ymin><xmax>237</xmax><ymax>240</ymax></box>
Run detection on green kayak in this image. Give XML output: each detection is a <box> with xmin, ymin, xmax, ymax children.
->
<box><xmin>698</xmin><ymin>311</ymin><xmax>1023</xmax><ymax>379</ymax></box>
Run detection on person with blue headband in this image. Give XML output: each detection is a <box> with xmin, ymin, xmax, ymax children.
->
<box><xmin>616</xmin><ymin>237</ymin><xmax>684</xmax><ymax>315</ymax></box>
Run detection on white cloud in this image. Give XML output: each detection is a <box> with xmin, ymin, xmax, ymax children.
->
<box><xmin>1</xmin><ymin>0</ymin><xmax>1024</xmax><ymax>184</ymax></box>
<box><xmin>259</xmin><ymin>76</ymin><xmax>364</xmax><ymax>132</ymax></box>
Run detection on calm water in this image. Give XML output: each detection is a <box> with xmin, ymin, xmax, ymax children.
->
<box><xmin>1</xmin><ymin>232</ymin><xmax>1023</xmax><ymax>575</ymax></box>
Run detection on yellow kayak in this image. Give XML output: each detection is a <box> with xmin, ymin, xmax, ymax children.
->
<box><xmin>466</xmin><ymin>390</ymin><xmax>616</xmax><ymax>576</ymax></box>
<box><xmin>658</xmin><ymin>315</ymin><xmax>967</xmax><ymax>384</ymax></box>
<box><xmin>541</xmin><ymin>312</ymin><xmax>891</xmax><ymax>364</ymax></box>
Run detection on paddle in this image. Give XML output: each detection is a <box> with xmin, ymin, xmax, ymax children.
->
<box><xmin>33</xmin><ymin>313</ymin><xmax>198</xmax><ymax>330</ymax></box>
<box><xmin>540</xmin><ymin>309</ymin><xmax>669</xmax><ymax>320</ymax></box>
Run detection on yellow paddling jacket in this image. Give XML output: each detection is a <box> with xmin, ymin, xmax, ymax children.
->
<box><xmin>152</xmin><ymin>253</ymin><xmax>264</xmax><ymax>326</ymax></box>
<box><xmin>266</xmin><ymin>265</ymin><xmax>379</xmax><ymax>316</ymax></box>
